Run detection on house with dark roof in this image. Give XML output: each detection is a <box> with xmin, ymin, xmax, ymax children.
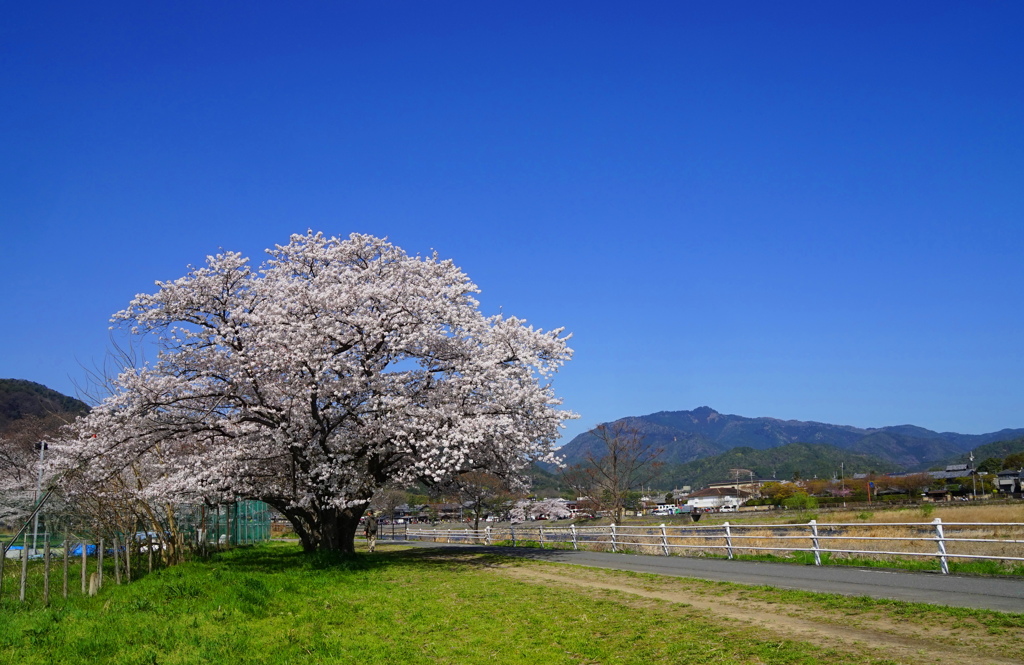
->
<box><xmin>996</xmin><ymin>469</ymin><xmax>1023</xmax><ymax>495</ymax></box>
<box><xmin>928</xmin><ymin>463</ymin><xmax>976</xmax><ymax>481</ymax></box>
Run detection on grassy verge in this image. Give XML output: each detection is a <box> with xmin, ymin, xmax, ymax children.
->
<box><xmin>582</xmin><ymin>561</ymin><xmax>1024</xmax><ymax>632</ymax></box>
<box><xmin>0</xmin><ymin>542</ymin><xmax>928</xmax><ymax>664</ymax></box>
<box><xmin>699</xmin><ymin>550</ymin><xmax>1024</xmax><ymax>576</ymax></box>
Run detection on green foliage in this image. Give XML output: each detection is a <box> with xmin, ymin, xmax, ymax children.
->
<box><xmin>1004</xmin><ymin>452</ymin><xmax>1024</xmax><ymax>470</ymax></box>
<box><xmin>781</xmin><ymin>493</ymin><xmax>818</xmax><ymax>510</ymax></box>
<box><xmin>978</xmin><ymin>457</ymin><xmax>1003</xmax><ymax>473</ymax></box>
<box><xmin>651</xmin><ymin>443</ymin><xmax>897</xmax><ymax>491</ymax></box>
<box><xmin>941</xmin><ymin>436</ymin><xmax>1024</xmax><ymax>472</ymax></box>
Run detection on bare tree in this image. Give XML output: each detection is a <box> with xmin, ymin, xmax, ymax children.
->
<box><xmin>434</xmin><ymin>471</ymin><xmax>520</xmax><ymax>530</ymax></box>
<box><xmin>562</xmin><ymin>422</ymin><xmax>663</xmax><ymax>522</ymax></box>
<box><xmin>370</xmin><ymin>485</ymin><xmax>408</xmax><ymax>540</ymax></box>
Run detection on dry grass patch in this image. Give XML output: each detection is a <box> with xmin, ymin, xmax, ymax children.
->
<box><xmin>492</xmin><ymin>557</ymin><xmax>1024</xmax><ymax>665</ymax></box>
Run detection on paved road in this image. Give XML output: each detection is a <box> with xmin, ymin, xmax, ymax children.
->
<box><xmin>393</xmin><ymin>540</ymin><xmax>1024</xmax><ymax>613</ymax></box>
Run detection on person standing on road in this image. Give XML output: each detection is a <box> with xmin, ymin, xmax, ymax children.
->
<box><xmin>364</xmin><ymin>510</ymin><xmax>378</xmax><ymax>553</ymax></box>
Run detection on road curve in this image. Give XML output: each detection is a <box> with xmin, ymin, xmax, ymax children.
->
<box><xmin>396</xmin><ymin>541</ymin><xmax>1024</xmax><ymax>613</ymax></box>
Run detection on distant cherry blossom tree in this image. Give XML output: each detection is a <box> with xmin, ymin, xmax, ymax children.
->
<box><xmin>528</xmin><ymin>497</ymin><xmax>571</xmax><ymax>520</ymax></box>
<box><xmin>50</xmin><ymin>232</ymin><xmax>574</xmax><ymax>553</ymax></box>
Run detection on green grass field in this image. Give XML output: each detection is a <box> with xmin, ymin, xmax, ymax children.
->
<box><xmin>2</xmin><ymin>542</ymin><xmax>1020</xmax><ymax>664</ymax></box>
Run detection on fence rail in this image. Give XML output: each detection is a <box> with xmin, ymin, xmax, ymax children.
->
<box><xmin>402</xmin><ymin>518</ymin><xmax>1024</xmax><ymax>575</ymax></box>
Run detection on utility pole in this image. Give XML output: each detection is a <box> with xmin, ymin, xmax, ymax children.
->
<box><xmin>840</xmin><ymin>462</ymin><xmax>845</xmax><ymax>508</ymax></box>
<box><xmin>970</xmin><ymin>452</ymin><xmax>977</xmax><ymax>499</ymax></box>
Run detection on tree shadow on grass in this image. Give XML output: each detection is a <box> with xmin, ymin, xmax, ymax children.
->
<box><xmin>201</xmin><ymin>542</ymin><xmax>547</xmax><ymax>577</ymax></box>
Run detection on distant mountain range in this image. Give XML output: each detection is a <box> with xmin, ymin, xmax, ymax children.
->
<box><xmin>556</xmin><ymin>407</ymin><xmax>1024</xmax><ymax>481</ymax></box>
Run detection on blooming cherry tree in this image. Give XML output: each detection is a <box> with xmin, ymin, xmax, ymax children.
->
<box><xmin>528</xmin><ymin>498</ymin><xmax>572</xmax><ymax>520</ymax></box>
<box><xmin>51</xmin><ymin>232</ymin><xmax>574</xmax><ymax>552</ymax></box>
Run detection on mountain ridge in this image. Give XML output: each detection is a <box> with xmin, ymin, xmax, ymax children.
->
<box><xmin>0</xmin><ymin>378</ymin><xmax>89</xmax><ymax>432</ymax></box>
<box><xmin>557</xmin><ymin>406</ymin><xmax>1024</xmax><ymax>472</ymax></box>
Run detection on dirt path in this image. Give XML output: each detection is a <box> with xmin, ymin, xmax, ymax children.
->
<box><xmin>494</xmin><ymin>562</ymin><xmax>1022</xmax><ymax>665</ymax></box>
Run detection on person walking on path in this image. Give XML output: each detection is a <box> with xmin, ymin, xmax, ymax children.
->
<box><xmin>363</xmin><ymin>510</ymin><xmax>378</xmax><ymax>553</ymax></box>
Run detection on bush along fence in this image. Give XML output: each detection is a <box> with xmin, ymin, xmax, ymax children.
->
<box><xmin>402</xmin><ymin>519</ymin><xmax>1024</xmax><ymax>575</ymax></box>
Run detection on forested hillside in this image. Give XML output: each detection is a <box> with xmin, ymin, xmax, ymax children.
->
<box><xmin>558</xmin><ymin>406</ymin><xmax>1024</xmax><ymax>473</ymax></box>
<box><xmin>0</xmin><ymin>379</ymin><xmax>89</xmax><ymax>431</ymax></box>
<box><xmin>650</xmin><ymin>442</ymin><xmax>897</xmax><ymax>490</ymax></box>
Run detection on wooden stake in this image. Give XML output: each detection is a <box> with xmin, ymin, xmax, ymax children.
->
<box><xmin>62</xmin><ymin>534</ymin><xmax>69</xmax><ymax>598</ymax></box>
<box><xmin>0</xmin><ymin>540</ymin><xmax>7</xmax><ymax>601</ymax></box>
<box><xmin>125</xmin><ymin>532</ymin><xmax>132</xmax><ymax>582</ymax></box>
<box><xmin>80</xmin><ymin>541</ymin><xmax>87</xmax><ymax>595</ymax></box>
<box><xmin>148</xmin><ymin>534</ymin><xmax>153</xmax><ymax>573</ymax></box>
<box><xmin>20</xmin><ymin>541</ymin><xmax>29</xmax><ymax>602</ymax></box>
<box><xmin>97</xmin><ymin>538</ymin><xmax>104</xmax><ymax>589</ymax></box>
<box><xmin>43</xmin><ymin>538</ymin><xmax>51</xmax><ymax>605</ymax></box>
<box><xmin>113</xmin><ymin>537</ymin><xmax>121</xmax><ymax>585</ymax></box>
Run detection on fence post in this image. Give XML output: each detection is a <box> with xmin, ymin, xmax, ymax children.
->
<box><xmin>539</xmin><ymin>526</ymin><xmax>545</xmax><ymax>546</ymax></box>
<box><xmin>610</xmin><ymin>523</ymin><xmax>617</xmax><ymax>552</ymax></box>
<box><xmin>511</xmin><ymin>524</ymin><xmax>516</xmax><ymax>547</ymax></box>
<box><xmin>62</xmin><ymin>534</ymin><xmax>69</xmax><ymax>598</ymax></box>
<box><xmin>809</xmin><ymin>520</ymin><xmax>821</xmax><ymax>566</ymax></box>
<box><xmin>485</xmin><ymin>526</ymin><xmax>491</xmax><ymax>545</ymax></box>
<box><xmin>660</xmin><ymin>524</ymin><xmax>669</xmax><ymax>556</ymax></box>
<box><xmin>724</xmin><ymin>522</ymin><xmax>734</xmax><ymax>560</ymax></box>
<box><xmin>0</xmin><ymin>541</ymin><xmax>6</xmax><ymax>600</ymax></box>
<box><xmin>571</xmin><ymin>524</ymin><xmax>578</xmax><ymax>550</ymax></box>
<box><xmin>81</xmin><ymin>541</ymin><xmax>87</xmax><ymax>594</ymax></box>
<box><xmin>20</xmin><ymin>541</ymin><xmax>29</xmax><ymax>601</ymax></box>
<box><xmin>43</xmin><ymin>539</ymin><xmax>51</xmax><ymax>605</ymax></box>
<box><xmin>98</xmin><ymin>538</ymin><xmax>104</xmax><ymax>588</ymax></box>
<box><xmin>933</xmin><ymin>518</ymin><xmax>949</xmax><ymax>575</ymax></box>
<box><xmin>113</xmin><ymin>538</ymin><xmax>121</xmax><ymax>585</ymax></box>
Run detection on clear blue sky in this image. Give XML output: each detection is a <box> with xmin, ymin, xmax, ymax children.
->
<box><xmin>3</xmin><ymin>2</ymin><xmax>1022</xmax><ymax>443</ymax></box>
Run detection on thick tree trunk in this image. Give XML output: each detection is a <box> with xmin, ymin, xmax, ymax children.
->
<box><xmin>318</xmin><ymin>507</ymin><xmax>363</xmax><ymax>553</ymax></box>
<box><xmin>271</xmin><ymin>501</ymin><xmax>367</xmax><ymax>553</ymax></box>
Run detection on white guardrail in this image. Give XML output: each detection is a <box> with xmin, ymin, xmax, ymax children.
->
<box><xmin>397</xmin><ymin>518</ymin><xmax>1024</xmax><ymax>575</ymax></box>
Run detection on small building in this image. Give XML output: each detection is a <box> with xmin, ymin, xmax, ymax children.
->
<box><xmin>685</xmin><ymin>487</ymin><xmax>752</xmax><ymax>511</ymax></box>
<box><xmin>670</xmin><ymin>487</ymin><xmax>692</xmax><ymax>500</ymax></box>
<box><xmin>996</xmin><ymin>469</ymin><xmax>1024</xmax><ymax>495</ymax></box>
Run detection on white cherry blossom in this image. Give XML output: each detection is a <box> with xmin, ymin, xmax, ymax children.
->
<box><xmin>50</xmin><ymin>232</ymin><xmax>574</xmax><ymax>552</ymax></box>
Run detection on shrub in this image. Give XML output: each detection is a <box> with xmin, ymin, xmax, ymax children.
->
<box><xmin>782</xmin><ymin>493</ymin><xmax>818</xmax><ymax>510</ymax></box>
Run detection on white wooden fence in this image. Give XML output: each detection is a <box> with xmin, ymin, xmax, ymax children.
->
<box><xmin>399</xmin><ymin>518</ymin><xmax>1024</xmax><ymax>575</ymax></box>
